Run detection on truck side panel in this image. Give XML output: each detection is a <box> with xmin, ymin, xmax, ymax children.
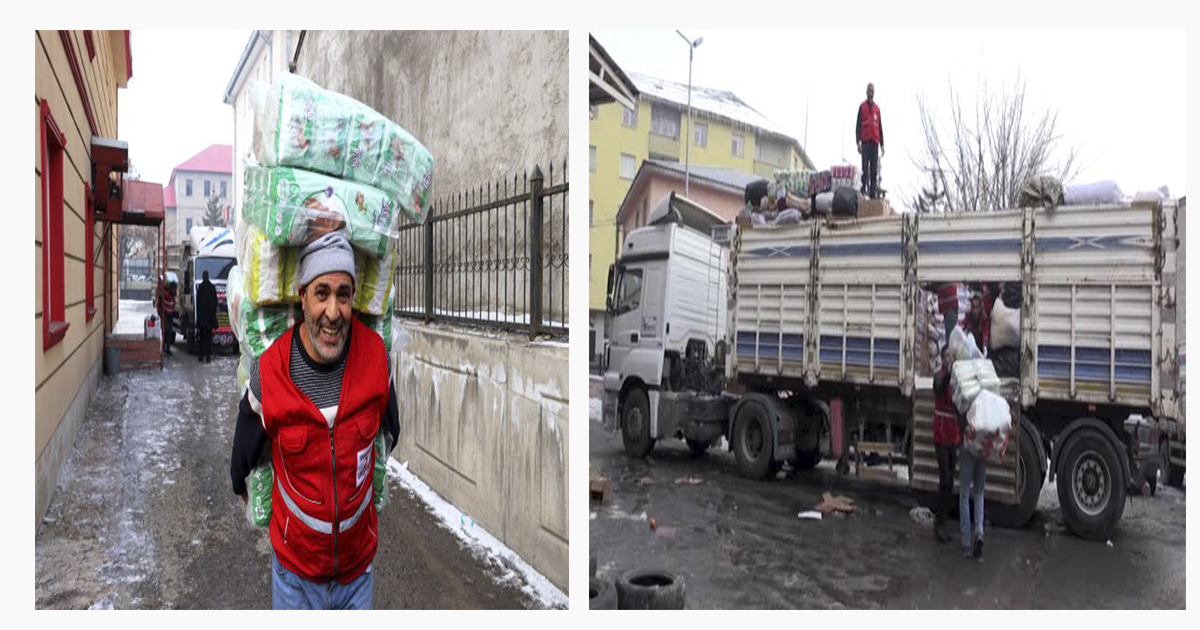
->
<box><xmin>733</xmin><ymin>223</ymin><xmax>813</xmax><ymax>382</ymax></box>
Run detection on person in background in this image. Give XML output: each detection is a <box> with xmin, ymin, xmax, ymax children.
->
<box><xmin>964</xmin><ymin>293</ymin><xmax>989</xmax><ymax>354</ymax></box>
<box><xmin>856</xmin><ymin>82</ymin><xmax>884</xmax><ymax>199</ymax></box>
<box><xmin>197</xmin><ymin>270</ymin><xmax>218</xmax><ymax>364</ymax></box>
<box><xmin>161</xmin><ymin>282</ymin><xmax>177</xmax><ymax>356</ymax></box>
<box><xmin>931</xmin><ymin>346</ymin><xmax>960</xmax><ymax>544</ymax></box>
<box><xmin>938</xmin><ymin>282</ymin><xmax>960</xmax><ymax>341</ymax></box>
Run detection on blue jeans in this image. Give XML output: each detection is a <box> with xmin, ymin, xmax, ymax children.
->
<box><xmin>271</xmin><ymin>551</ymin><xmax>373</xmax><ymax>610</ymax></box>
<box><xmin>959</xmin><ymin>447</ymin><xmax>987</xmax><ymax>548</ymax></box>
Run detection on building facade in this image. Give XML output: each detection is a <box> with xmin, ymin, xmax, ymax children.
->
<box><xmin>616</xmin><ymin>160</ymin><xmax>759</xmax><ymax>236</ymax></box>
<box><xmin>35</xmin><ymin>30</ymin><xmax>131</xmax><ymax>527</ymax></box>
<box><xmin>589</xmin><ymin>72</ymin><xmax>813</xmax><ymax>364</ymax></box>
<box><xmin>164</xmin><ymin>144</ymin><xmax>233</xmax><ymax>244</ymax></box>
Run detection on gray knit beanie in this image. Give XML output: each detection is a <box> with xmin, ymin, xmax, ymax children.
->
<box><xmin>298</xmin><ymin>232</ymin><xmax>357</xmax><ymax>288</ymax></box>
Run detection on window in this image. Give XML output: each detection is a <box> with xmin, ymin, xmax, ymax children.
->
<box><xmin>590</xmin><ymin>146</ymin><xmax>596</xmax><ymax>172</ymax></box>
<box><xmin>693</xmin><ymin>122</ymin><xmax>708</xmax><ymax>147</ymax></box>
<box><xmin>221</xmin><ymin>181</ymin><xmax>228</xmax><ymax>198</ymax></box>
<box><xmin>186</xmin><ymin>218</ymin><xmax>193</xmax><ymax>234</ymax></box>
<box><xmin>614</xmin><ymin>268</ymin><xmax>643</xmax><ymax>315</ymax></box>
<box><xmin>622</xmin><ymin>105</ymin><xmax>637</xmax><ymax>128</ymax></box>
<box><xmin>204</xmin><ymin>180</ymin><xmax>211</xmax><ymax>197</ymax></box>
<box><xmin>754</xmin><ymin>138</ymin><xmax>762</xmax><ymax>160</ymax></box>
<box><xmin>40</xmin><ymin>100</ymin><xmax>68</xmax><ymax>349</ymax></box>
<box><xmin>619</xmin><ymin>153</ymin><xmax>637</xmax><ymax>180</ymax></box>
<box><xmin>650</xmin><ymin>104</ymin><xmax>679</xmax><ymax>138</ymax></box>
<box><xmin>85</xmin><ymin>184</ymin><xmax>95</xmax><ymax>321</ymax></box>
<box><xmin>589</xmin><ymin>200</ymin><xmax>594</xmax><ymax>225</ymax></box>
<box><xmin>732</xmin><ymin>132</ymin><xmax>745</xmax><ymax>158</ymax></box>
<box><xmin>186</xmin><ymin>179</ymin><xmax>193</xmax><ymax>196</ymax></box>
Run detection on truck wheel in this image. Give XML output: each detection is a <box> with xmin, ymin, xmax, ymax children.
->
<box><xmin>621</xmin><ymin>388</ymin><xmax>655</xmax><ymax>459</ymax></box>
<box><xmin>794</xmin><ymin>447</ymin><xmax>821</xmax><ymax>471</ymax></box>
<box><xmin>1056</xmin><ymin>427</ymin><xmax>1126</xmax><ymax>541</ymax></box>
<box><xmin>1162</xmin><ymin>438</ymin><xmax>1186</xmax><ymax>489</ymax></box>
<box><xmin>589</xmin><ymin>577</ymin><xmax>617</xmax><ymax>609</ymax></box>
<box><xmin>686</xmin><ymin>439</ymin><xmax>709</xmax><ymax>458</ymax></box>
<box><xmin>990</xmin><ymin>425</ymin><xmax>1042</xmax><ymax>529</ymax></box>
<box><xmin>616</xmin><ymin>568</ymin><xmax>685</xmax><ymax>610</ymax></box>
<box><xmin>733</xmin><ymin>401</ymin><xmax>773</xmax><ymax>480</ymax></box>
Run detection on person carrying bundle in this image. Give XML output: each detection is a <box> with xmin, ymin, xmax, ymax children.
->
<box><xmin>229</xmin><ymin>232</ymin><xmax>399</xmax><ymax>609</ymax></box>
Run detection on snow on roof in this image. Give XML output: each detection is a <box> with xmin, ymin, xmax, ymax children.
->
<box><xmin>631</xmin><ymin>72</ymin><xmax>787</xmax><ymax>138</ymax></box>
<box><xmin>645</xmin><ymin>159</ymin><xmax>763</xmax><ymax>191</ymax></box>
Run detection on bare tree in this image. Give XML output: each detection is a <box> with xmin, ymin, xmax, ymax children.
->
<box><xmin>909</xmin><ymin>73</ymin><xmax>1080</xmax><ymax>213</ymax></box>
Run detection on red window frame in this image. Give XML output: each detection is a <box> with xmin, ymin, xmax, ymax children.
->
<box><xmin>85</xmin><ymin>183</ymin><xmax>96</xmax><ymax>321</ymax></box>
<box><xmin>41</xmin><ymin>99</ymin><xmax>69</xmax><ymax>350</ymax></box>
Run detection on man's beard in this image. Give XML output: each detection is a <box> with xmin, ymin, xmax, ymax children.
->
<box><xmin>306</xmin><ymin>314</ymin><xmax>347</xmax><ymax>362</ymax></box>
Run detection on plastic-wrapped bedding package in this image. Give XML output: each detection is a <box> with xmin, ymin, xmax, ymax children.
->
<box><xmin>253</xmin><ymin>73</ymin><xmax>434</xmax><ymax>225</ymax></box>
<box><xmin>951</xmin><ymin>358</ymin><xmax>1001</xmax><ymax>414</ymax></box>
<box><xmin>356</xmin><ymin>288</ymin><xmax>395</xmax><ymax>355</ymax></box>
<box><xmin>964</xmin><ymin>390</ymin><xmax>1012</xmax><ymax>465</ymax></box>
<box><xmin>353</xmin><ymin>245</ymin><xmax>395</xmax><ymax>316</ymax></box>
<box><xmin>229</xmin><ymin>270</ymin><xmax>302</xmax><ymax>358</ymax></box>
<box><xmin>829</xmin><ymin>164</ymin><xmax>860</xmax><ymax>191</ymax></box>
<box><xmin>245</xmin><ymin>462</ymin><xmax>273</xmax><ymax>527</ymax></box>
<box><xmin>239</xmin><ymin>224</ymin><xmax>302</xmax><ymax>305</ymax></box>
<box><xmin>243</xmin><ymin>165</ymin><xmax>402</xmax><ymax>258</ymax></box>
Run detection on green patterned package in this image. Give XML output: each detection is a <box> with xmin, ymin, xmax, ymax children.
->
<box><xmin>353</xmin><ymin>245</ymin><xmax>395</xmax><ymax>316</ymax></box>
<box><xmin>373</xmin><ymin>431</ymin><xmax>390</xmax><ymax>510</ymax></box>
<box><xmin>239</xmin><ymin>224</ymin><xmax>302</xmax><ymax>305</ymax></box>
<box><xmin>254</xmin><ymin>73</ymin><xmax>434</xmax><ymax>225</ymax></box>
<box><xmin>355</xmin><ymin>288</ymin><xmax>394</xmax><ymax>354</ymax></box>
<box><xmin>243</xmin><ymin>165</ymin><xmax>399</xmax><ymax>258</ymax></box>
<box><xmin>244</xmin><ymin>463</ymin><xmax>273</xmax><ymax>528</ymax></box>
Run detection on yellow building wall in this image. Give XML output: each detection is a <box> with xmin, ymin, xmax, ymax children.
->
<box><xmin>590</xmin><ymin>97</ymin><xmax>807</xmax><ymax>310</ymax></box>
<box><xmin>35</xmin><ymin>30</ymin><xmax>123</xmax><ymax>513</ymax></box>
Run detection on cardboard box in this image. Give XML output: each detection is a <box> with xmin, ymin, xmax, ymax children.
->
<box><xmin>859</xmin><ymin>197</ymin><xmax>893</xmax><ymax>218</ymax></box>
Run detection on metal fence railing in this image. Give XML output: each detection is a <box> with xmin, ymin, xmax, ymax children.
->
<box><xmin>395</xmin><ymin>161</ymin><xmax>568</xmax><ymax>338</ymax></box>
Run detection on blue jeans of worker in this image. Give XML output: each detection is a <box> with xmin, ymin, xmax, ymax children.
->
<box><xmin>271</xmin><ymin>551</ymin><xmax>373</xmax><ymax>609</ymax></box>
<box><xmin>958</xmin><ymin>448</ymin><xmax>987</xmax><ymax>548</ymax></box>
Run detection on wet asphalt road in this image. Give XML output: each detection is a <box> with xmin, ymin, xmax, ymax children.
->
<box><xmin>35</xmin><ymin>343</ymin><xmax>541</xmax><ymax>609</ymax></box>
<box><xmin>589</xmin><ymin>385</ymin><xmax>1185</xmax><ymax>609</ymax></box>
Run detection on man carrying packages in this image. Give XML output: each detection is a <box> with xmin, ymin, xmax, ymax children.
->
<box><xmin>229</xmin><ymin>232</ymin><xmax>399</xmax><ymax>609</ymax></box>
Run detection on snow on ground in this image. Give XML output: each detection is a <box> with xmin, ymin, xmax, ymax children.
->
<box><xmin>589</xmin><ymin>397</ymin><xmax>601</xmax><ymax>422</ymax></box>
<box><xmin>115</xmin><ymin>300</ymin><xmax>157</xmax><ymax>335</ymax></box>
<box><xmin>386</xmin><ymin>458</ymin><xmax>568</xmax><ymax>610</ymax></box>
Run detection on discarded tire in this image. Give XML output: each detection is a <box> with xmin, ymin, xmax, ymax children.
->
<box><xmin>589</xmin><ymin>577</ymin><xmax>617</xmax><ymax>610</ymax></box>
<box><xmin>616</xmin><ymin>568</ymin><xmax>685</xmax><ymax>610</ymax></box>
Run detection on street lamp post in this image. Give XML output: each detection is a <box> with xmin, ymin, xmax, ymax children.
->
<box><xmin>676</xmin><ymin>30</ymin><xmax>702</xmax><ymax>198</ymax></box>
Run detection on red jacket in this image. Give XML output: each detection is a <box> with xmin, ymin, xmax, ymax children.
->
<box><xmin>261</xmin><ymin>319</ymin><xmax>388</xmax><ymax>584</ymax></box>
<box><xmin>857</xmin><ymin>99</ymin><xmax>883</xmax><ymax>145</ymax></box>
<box><xmin>933</xmin><ymin>370</ymin><xmax>961</xmax><ymax>446</ymax></box>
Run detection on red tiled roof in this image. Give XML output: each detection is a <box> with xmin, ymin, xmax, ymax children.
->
<box><xmin>123</xmin><ymin>179</ymin><xmax>165</xmax><ymax>217</ymax></box>
<box><xmin>166</xmin><ymin>144</ymin><xmax>233</xmax><ymax>189</ymax></box>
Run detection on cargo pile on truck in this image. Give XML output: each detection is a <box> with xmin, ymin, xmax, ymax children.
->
<box><xmin>737</xmin><ymin>165</ymin><xmax>894</xmax><ymax>227</ymax></box>
<box><xmin>602</xmin><ymin>187</ymin><xmax>1184</xmax><ymax>542</ymax></box>
<box><xmin>232</xmin><ymin>73</ymin><xmax>433</xmax><ymax>525</ymax></box>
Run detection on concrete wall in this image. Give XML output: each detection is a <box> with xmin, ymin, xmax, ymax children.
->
<box><xmin>297</xmin><ymin>31</ymin><xmax>569</xmax><ymax>323</ymax></box>
<box><xmin>393</xmin><ymin>323</ymin><xmax>568</xmax><ymax>591</ymax></box>
<box><xmin>35</xmin><ymin>30</ymin><xmax>124</xmax><ymax>528</ymax></box>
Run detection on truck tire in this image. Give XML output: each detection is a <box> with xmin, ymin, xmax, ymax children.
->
<box><xmin>1056</xmin><ymin>427</ymin><xmax>1126</xmax><ymax>541</ymax></box>
<box><xmin>589</xmin><ymin>577</ymin><xmax>617</xmax><ymax>609</ymax></box>
<box><xmin>621</xmin><ymin>388</ymin><xmax>655</xmax><ymax>459</ymax></box>
<box><xmin>1161</xmin><ymin>438</ymin><xmax>1186</xmax><ymax>489</ymax></box>
<box><xmin>733</xmin><ymin>401</ymin><xmax>773</xmax><ymax>480</ymax></box>
<box><xmin>686</xmin><ymin>439</ymin><xmax>710</xmax><ymax>458</ymax></box>
<box><xmin>616</xmin><ymin>568</ymin><xmax>685</xmax><ymax>610</ymax></box>
<box><xmin>989</xmin><ymin>424</ymin><xmax>1042</xmax><ymax>529</ymax></box>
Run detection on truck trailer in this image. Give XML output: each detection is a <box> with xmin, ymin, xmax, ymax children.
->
<box><xmin>602</xmin><ymin>192</ymin><xmax>1184</xmax><ymax>541</ymax></box>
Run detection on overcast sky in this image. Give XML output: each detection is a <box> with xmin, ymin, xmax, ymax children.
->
<box><xmin>593</xmin><ymin>30</ymin><xmax>1187</xmax><ymax>208</ymax></box>
<box><xmin>118</xmin><ymin>30</ymin><xmax>252</xmax><ymax>186</ymax></box>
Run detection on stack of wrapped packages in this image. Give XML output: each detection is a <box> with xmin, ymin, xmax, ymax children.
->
<box><xmin>234</xmin><ymin>73</ymin><xmax>433</xmax><ymax>526</ymax></box>
<box><xmin>949</xmin><ymin>328</ymin><xmax>1012</xmax><ymax>464</ymax></box>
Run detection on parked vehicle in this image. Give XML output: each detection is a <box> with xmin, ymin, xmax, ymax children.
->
<box><xmin>177</xmin><ymin>226</ymin><xmax>238</xmax><ymax>354</ymax></box>
<box><xmin>602</xmin><ymin>192</ymin><xmax>1184</xmax><ymax>541</ymax></box>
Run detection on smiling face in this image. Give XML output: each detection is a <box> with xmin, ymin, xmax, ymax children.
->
<box><xmin>299</xmin><ymin>271</ymin><xmax>355</xmax><ymax>363</ymax></box>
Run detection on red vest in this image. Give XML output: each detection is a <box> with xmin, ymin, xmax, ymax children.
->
<box><xmin>261</xmin><ymin>319</ymin><xmax>387</xmax><ymax>584</ymax></box>
<box><xmin>934</xmin><ymin>377</ymin><xmax>961</xmax><ymax>446</ymax></box>
<box><xmin>859</xmin><ymin>100</ymin><xmax>882</xmax><ymax>144</ymax></box>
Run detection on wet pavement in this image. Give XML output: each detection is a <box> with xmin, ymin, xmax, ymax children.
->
<box><xmin>589</xmin><ymin>384</ymin><xmax>1185</xmax><ymax>609</ymax></box>
<box><xmin>35</xmin><ymin>328</ymin><xmax>549</xmax><ymax>609</ymax></box>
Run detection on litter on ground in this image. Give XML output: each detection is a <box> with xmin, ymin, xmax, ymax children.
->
<box><xmin>797</xmin><ymin>510</ymin><xmax>823</xmax><ymax>521</ymax></box>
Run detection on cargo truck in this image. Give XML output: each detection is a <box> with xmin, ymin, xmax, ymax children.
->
<box><xmin>602</xmin><ymin>192</ymin><xmax>1184</xmax><ymax>541</ymax></box>
<box><xmin>178</xmin><ymin>226</ymin><xmax>238</xmax><ymax>355</ymax></box>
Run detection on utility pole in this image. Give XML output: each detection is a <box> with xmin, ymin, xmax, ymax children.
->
<box><xmin>676</xmin><ymin>30</ymin><xmax>703</xmax><ymax>197</ymax></box>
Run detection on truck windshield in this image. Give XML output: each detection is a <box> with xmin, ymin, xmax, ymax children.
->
<box><xmin>195</xmin><ymin>257</ymin><xmax>236</xmax><ymax>282</ymax></box>
<box><xmin>614</xmin><ymin>268</ymin><xmax>643</xmax><ymax>315</ymax></box>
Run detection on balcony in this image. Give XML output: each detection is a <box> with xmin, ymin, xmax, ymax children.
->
<box><xmin>648</xmin><ymin>132</ymin><xmax>680</xmax><ymax>161</ymax></box>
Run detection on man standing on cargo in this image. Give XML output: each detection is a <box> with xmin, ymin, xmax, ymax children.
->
<box><xmin>229</xmin><ymin>232</ymin><xmax>399</xmax><ymax>609</ymax></box>
<box><xmin>856</xmin><ymin>82</ymin><xmax>884</xmax><ymax>199</ymax></box>
<box><xmin>931</xmin><ymin>346</ymin><xmax>960</xmax><ymax>544</ymax></box>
